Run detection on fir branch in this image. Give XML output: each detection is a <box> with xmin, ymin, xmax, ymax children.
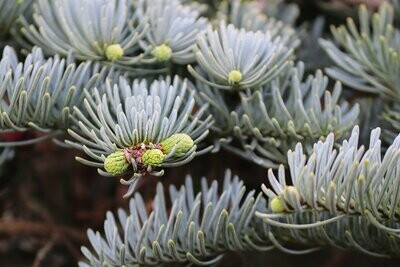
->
<box><xmin>320</xmin><ymin>3</ymin><xmax>400</xmax><ymax>101</ymax></box>
<box><xmin>188</xmin><ymin>21</ymin><xmax>294</xmax><ymax>90</ymax></box>
<box><xmin>197</xmin><ymin>62</ymin><xmax>359</xmax><ymax>168</ymax></box>
<box><xmin>261</xmin><ymin>0</ymin><xmax>300</xmax><ymax>25</ymax></box>
<box><xmin>259</xmin><ymin>125</ymin><xmax>400</xmax><ymax>234</ymax></box>
<box><xmin>0</xmin><ymin>46</ymin><xmax>110</xmax><ymax>143</ymax></box>
<box><xmin>381</xmin><ymin>102</ymin><xmax>400</xmax><ymax>142</ymax></box>
<box><xmin>194</xmin><ymin>77</ymin><xmax>234</xmax><ymax>137</ymax></box>
<box><xmin>66</xmin><ymin>75</ymin><xmax>213</xmax><ymax>197</ymax></box>
<box><xmin>215</xmin><ymin>0</ymin><xmax>300</xmax><ymax>50</ymax></box>
<box><xmin>297</xmin><ymin>17</ymin><xmax>331</xmax><ymax>71</ymax></box>
<box><xmin>79</xmin><ymin>170</ymin><xmax>271</xmax><ymax>267</ymax></box>
<box><xmin>0</xmin><ymin>0</ymin><xmax>32</xmax><ymax>37</ymax></box>
<box><xmin>229</xmin><ymin>63</ymin><xmax>358</xmax><ymax>168</ymax></box>
<box><xmin>265</xmin><ymin>211</ymin><xmax>400</xmax><ymax>257</ymax></box>
<box><xmin>136</xmin><ymin>0</ymin><xmax>209</xmax><ymax>64</ymax></box>
<box><xmin>19</xmin><ymin>0</ymin><xmax>147</xmax><ymax>65</ymax></box>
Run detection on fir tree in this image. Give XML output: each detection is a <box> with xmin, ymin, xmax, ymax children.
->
<box><xmin>1</xmin><ymin>0</ymin><xmax>400</xmax><ymax>266</ymax></box>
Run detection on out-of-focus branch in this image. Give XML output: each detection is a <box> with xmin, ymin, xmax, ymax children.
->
<box><xmin>0</xmin><ymin>220</ymin><xmax>86</xmax><ymax>243</ymax></box>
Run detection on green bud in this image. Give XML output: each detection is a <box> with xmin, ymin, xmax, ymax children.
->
<box><xmin>104</xmin><ymin>150</ymin><xmax>130</xmax><ymax>176</ymax></box>
<box><xmin>142</xmin><ymin>149</ymin><xmax>166</xmax><ymax>167</ymax></box>
<box><xmin>228</xmin><ymin>70</ymin><xmax>242</xmax><ymax>84</ymax></box>
<box><xmin>270</xmin><ymin>196</ymin><xmax>285</xmax><ymax>213</ymax></box>
<box><xmin>105</xmin><ymin>44</ymin><xmax>124</xmax><ymax>61</ymax></box>
<box><xmin>160</xmin><ymin>133</ymin><xmax>194</xmax><ymax>157</ymax></box>
<box><xmin>152</xmin><ymin>44</ymin><xmax>172</xmax><ymax>62</ymax></box>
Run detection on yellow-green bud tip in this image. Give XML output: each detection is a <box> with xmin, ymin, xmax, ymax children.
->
<box><xmin>142</xmin><ymin>149</ymin><xmax>166</xmax><ymax>167</ymax></box>
<box><xmin>105</xmin><ymin>44</ymin><xmax>124</xmax><ymax>61</ymax></box>
<box><xmin>152</xmin><ymin>44</ymin><xmax>172</xmax><ymax>62</ymax></box>
<box><xmin>270</xmin><ymin>196</ymin><xmax>285</xmax><ymax>213</ymax></box>
<box><xmin>160</xmin><ymin>133</ymin><xmax>194</xmax><ymax>157</ymax></box>
<box><xmin>228</xmin><ymin>70</ymin><xmax>243</xmax><ymax>84</ymax></box>
<box><xmin>104</xmin><ymin>150</ymin><xmax>130</xmax><ymax>176</ymax></box>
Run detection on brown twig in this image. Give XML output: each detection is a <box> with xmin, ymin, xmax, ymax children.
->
<box><xmin>0</xmin><ymin>219</ymin><xmax>86</xmax><ymax>243</ymax></box>
<box><xmin>32</xmin><ymin>236</ymin><xmax>56</xmax><ymax>267</ymax></box>
<box><xmin>19</xmin><ymin>187</ymin><xmax>85</xmax><ymax>261</ymax></box>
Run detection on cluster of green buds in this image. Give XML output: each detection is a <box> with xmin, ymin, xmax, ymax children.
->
<box><xmin>103</xmin><ymin>133</ymin><xmax>194</xmax><ymax>176</ymax></box>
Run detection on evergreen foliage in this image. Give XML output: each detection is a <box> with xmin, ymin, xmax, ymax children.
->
<box><xmin>1</xmin><ymin>0</ymin><xmax>400</xmax><ymax>266</ymax></box>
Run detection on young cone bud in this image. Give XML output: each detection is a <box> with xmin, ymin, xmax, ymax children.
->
<box><xmin>142</xmin><ymin>149</ymin><xmax>166</xmax><ymax>167</ymax></box>
<box><xmin>152</xmin><ymin>44</ymin><xmax>172</xmax><ymax>62</ymax></box>
<box><xmin>270</xmin><ymin>196</ymin><xmax>285</xmax><ymax>213</ymax></box>
<box><xmin>160</xmin><ymin>133</ymin><xmax>194</xmax><ymax>157</ymax></box>
<box><xmin>105</xmin><ymin>44</ymin><xmax>124</xmax><ymax>61</ymax></box>
<box><xmin>104</xmin><ymin>150</ymin><xmax>130</xmax><ymax>176</ymax></box>
<box><xmin>228</xmin><ymin>70</ymin><xmax>243</xmax><ymax>84</ymax></box>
